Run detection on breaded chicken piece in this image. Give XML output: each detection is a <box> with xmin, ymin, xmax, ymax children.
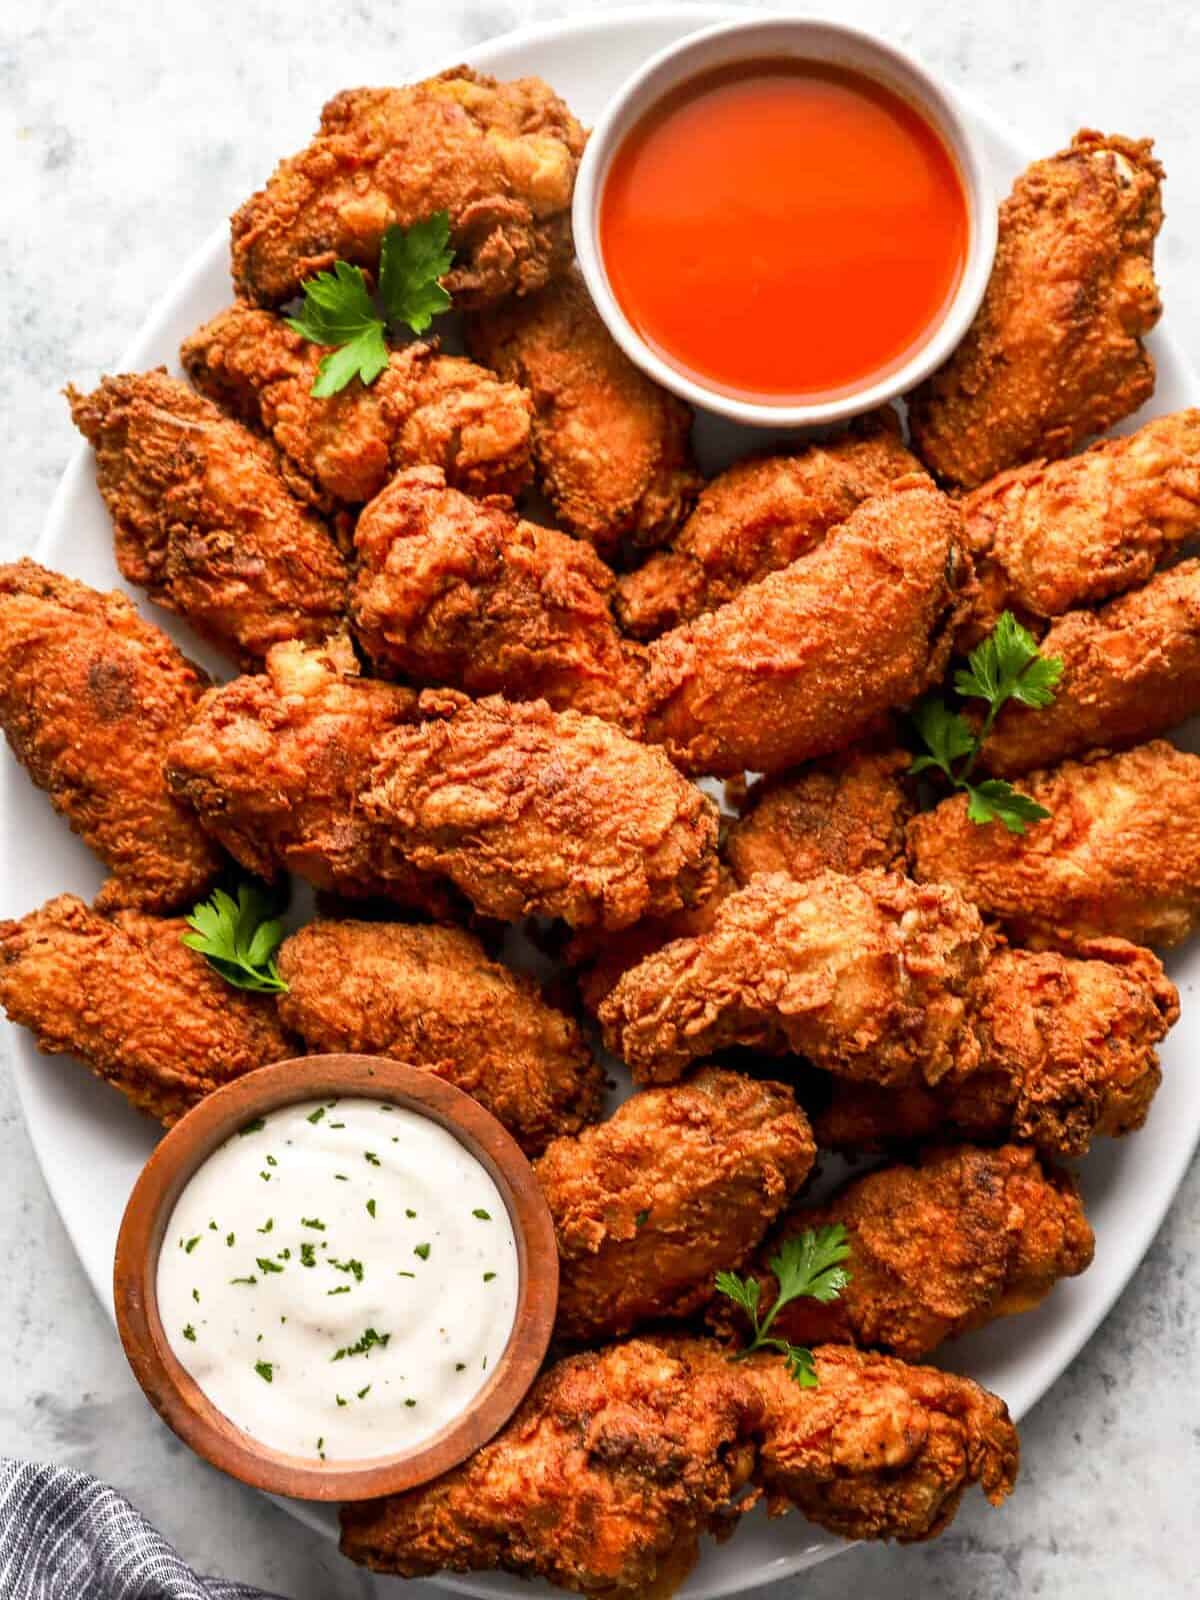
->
<box><xmin>0</xmin><ymin>895</ymin><xmax>295</xmax><ymax>1124</ymax></box>
<box><xmin>181</xmin><ymin>304</ymin><xmax>533</xmax><ymax>512</ymax></box>
<box><xmin>339</xmin><ymin>1338</ymin><xmax>764</xmax><ymax>1600</ymax></box>
<box><xmin>350</xmin><ymin>466</ymin><xmax>645</xmax><ymax>730</ymax></box>
<box><xmin>710</xmin><ymin>1144</ymin><xmax>1092</xmax><ymax>1362</ymax></box>
<box><xmin>598</xmin><ymin>870</ymin><xmax>989</xmax><ymax>1088</ymax></box>
<box><xmin>68</xmin><ymin>372</ymin><xmax>348</xmax><ymax>668</ymax></box>
<box><xmin>535</xmin><ymin>1068</ymin><xmax>815</xmax><ymax>1343</ymax></box>
<box><xmin>908</xmin><ymin>130</ymin><xmax>1164</xmax><ymax>488</ymax></box>
<box><xmin>276</xmin><ymin>918</ymin><xmax>602</xmax><ymax>1155</ymax></box>
<box><xmin>361</xmin><ymin>692</ymin><xmax>719</xmax><ymax>930</ymax></box>
<box><xmin>0</xmin><ymin>561</ymin><xmax>223</xmax><ymax>912</ymax></box>
<box><xmin>642</xmin><ymin>477</ymin><xmax>970</xmax><ymax>777</ymax></box>
<box><xmin>466</xmin><ymin>267</ymin><xmax>701</xmax><ymax>554</ymax></box>
<box><xmin>165</xmin><ymin>636</ymin><xmax>453</xmax><ymax>915</ymax></box>
<box><xmin>908</xmin><ymin>741</ymin><xmax>1200</xmax><ymax>949</ymax></box>
<box><xmin>615</xmin><ymin>410</ymin><xmax>922</xmax><ymax>637</ymax></box>
<box><xmin>815</xmin><ymin>941</ymin><xmax>1177</xmax><ymax>1160</ymax></box>
<box><xmin>742</xmin><ymin>1344</ymin><xmax>1018</xmax><ymax>1542</ymax></box>
<box><xmin>981</xmin><ymin>559</ymin><xmax>1200</xmax><ymax>774</ymax></box>
<box><xmin>726</xmin><ymin>746</ymin><xmax>913</xmax><ymax>888</ymax></box>
<box><xmin>231</xmin><ymin>69</ymin><xmax>586</xmax><ymax>311</ymax></box>
<box><xmin>963</xmin><ymin>410</ymin><xmax>1200</xmax><ymax>639</ymax></box>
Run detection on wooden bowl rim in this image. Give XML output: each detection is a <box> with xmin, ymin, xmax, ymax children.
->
<box><xmin>113</xmin><ymin>1054</ymin><xmax>559</xmax><ymax>1502</ymax></box>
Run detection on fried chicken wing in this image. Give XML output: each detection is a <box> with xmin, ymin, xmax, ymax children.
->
<box><xmin>642</xmin><ymin>477</ymin><xmax>970</xmax><ymax>777</ymax></box>
<box><xmin>0</xmin><ymin>895</ymin><xmax>295</xmax><ymax>1124</ymax></box>
<box><xmin>276</xmin><ymin>918</ymin><xmax>602</xmax><ymax>1155</ymax></box>
<box><xmin>68</xmin><ymin>372</ymin><xmax>348</xmax><ymax>668</ymax></box>
<box><xmin>361</xmin><ymin>692</ymin><xmax>719</xmax><ymax>930</ymax></box>
<box><xmin>164</xmin><ymin>636</ymin><xmax>453</xmax><ymax>915</ymax></box>
<box><xmin>0</xmin><ymin>560</ymin><xmax>223</xmax><ymax>912</ymax></box>
<box><xmin>908</xmin><ymin>741</ymin><xmax>1200</xmax><ymax>949</ymax></box>
<box><xmin>908</xmin><ymin>130</ymin><xmax>1164</xmax><ymax>488</ymax></box>
<box><xmin>598</xmin><ymin>870</ymin><xmax>989</xmax><ymax>1087</ymax></box>
<box><xmin>963</xmin><ymin>409</ymin><xmax>1200</xmax><ymax>638</ymax></box>
<box><xmin>615</xmin><ymin>411</ymin><xmax>922</xmax><ymax>637</ymax></box>
<box><xmin>181</xmin><ymin>304</ymin><xmax>533</xmax><ymax>511</ymax></box>
<box><xmin>710</xmin><ymin>1144</ymin><xmax>1092</xmax><ymax>1362</ymax></box>
<box><xmin>466</xmin><ymin>267</ymin><xmax>701</xmax><ymax>553</ymax></box>
<box><xmin>535</xmin><ymin>1068</ymin><xmax>815</xmax><ymax>1343</ymax></box>
<box><xmin>231</xmin><ymin>69</ymin><xmax>586</xmax><ymax>311</ymax></box>
<box><xmin>339</xmin><ymin>1338</ymin><xmax>764</xmax><ymax>1600</ymax></box>
<box><xmin>815</xmin><ymin>941</ymin><xmax>1177</xmax><ymax>1160</ymax></box>
<box><xmin>350</xmin><ymin>466</ymin><xmax>645</xmax><ymax>730</ymax></box>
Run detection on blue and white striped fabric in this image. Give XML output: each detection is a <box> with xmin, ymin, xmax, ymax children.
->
<box><xmin>0</xmin><ymin>1459</ymin><xmax>281</xmax><ymax>1599</ymax></box>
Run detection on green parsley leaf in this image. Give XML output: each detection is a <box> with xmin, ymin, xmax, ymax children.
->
<box><xmin>182</xmin><ymin>884</ymin><xmax>288</xmax><ymax>994</ymax></box>
<box><xmin>965</xmin><ymin>779</ymin><xmax>1053</xmax><ymax>836</ymax></box>
<box><xmin>908</xmin><ymin>699</ymin><xmax>975</xmax><ymax>782</ymax></box>
<box><xmin>378</xmin><ymin>213</ymin><xmax>454</xmax><ymax>334</ymax></box>
<box><xmin>331</xmin><ymin>1328</ymin><xmax>390</xmax><ymax>1362</ymax></box>
<box><xmin>715</xmin><ymin>1225</ymin><xmax>852</xmax><ymax>1391</ymax></box>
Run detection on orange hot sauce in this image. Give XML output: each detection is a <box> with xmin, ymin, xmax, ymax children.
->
<box><xmin>599</xmin><ymin>58</ymin><xmax>970</xmax><ymax>403</ymax></box>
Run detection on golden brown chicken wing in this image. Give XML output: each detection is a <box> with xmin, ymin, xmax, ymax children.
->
<box><xmin>361</xmin><ymin>691</ymin><xmax>719</xmax><ymax>930</ymax></box>
<box><xmin>615</xmin><ymin>410</ymin><xmax>922</xmax><ymax>637</ymax></box>
<box><xmin>908</xmin><ymin>130</ymin><xmax>1164</xmax><ymax>488</ymax></box>
<box><xmin>68</xmin><ymin>372</ymin><xmax>348</xmax><ymax>668</ymax></box>
<box><xmin>466</xmin><ymin>267</ymin><xmax>701</xmax><ymax>554</ymax></box>
<box><xmin>710</xmin><ymin>1144</ymin><xmax>1092</xmax><ymax>1362</ymax></box>
<box><xmin>276</xmin><ymin>918</ymin><xmax>602</xmax><ymax>1155</ymax></box>
<box><xmin>181</xmin><ymin>304</ymin><xmax>533</xmax><ymax>511</ymax></box>
<box><xmin>534</xmin><ymin>1068</ymin><xmax>815</xmax><ymax>1343</ymax></box>
<box><xmin>350</xmin><ymin>466</ymin><xmax>645</xmax><ymax>730</ymax></box>
<box><xmin>231</xmin><ymin>69</ymin><xmax>586</xmax><ymax>310</ymax></box>
<box><xmin>0</xmin><ymin>560</ymin><xmax>223</xmax><ymax>912</ymax></box>
<box><xmin>598</xmin><ymin>870</ymin><xmax>989</xmax><ymax>1087</ymax></box>
<box><xmin>0</xmin><ymin>895</ymin><xmax>295</xmax><ymax>1124</ymax></box>
<box><xmin>908</xmin><ymin>741</ymin><xmax>1200</xmax><ymax>949</ymax></box>
<box><xmin>164</xmin><ymin>636</ymin><xmax>453</xmax><ymax>915</ymax></box>
<box><xmin>642</xmin><ymin>477</ymin><xmax>970</xmax><ymax>777</ymax></box>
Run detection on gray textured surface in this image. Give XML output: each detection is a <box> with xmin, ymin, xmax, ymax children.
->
<box><xmin>2</xmin><ymin>2</ymin><xmax>1198</xmax><ymax>1596</ymax></box>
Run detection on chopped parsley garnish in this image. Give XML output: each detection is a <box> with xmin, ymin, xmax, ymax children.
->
<box><xmin>316</xmin><ymin>1437</ymin><xmax>325</xmax><ymax>1460</ymax></box>
<box><xmin>257</xmin><ymin>1219</ymin><xmax>274</xmax><ymax>1234</ymax></box>
<box><xmin>307</xmin><ymin>1107</ymin><xmax>325</xmax><ymax>1126</ymax></box>
<box><xmin>256</xmin><ymin>1257</ymin><xmax>284</xmax><ymax>1275</ymax></box>
<box><xmin>254</xmin><ymin>1361</ymin><xmax>274</xmax><ymax>1383</ymax></box>
<box><xmin>277</xmin><ymin>1248</ymin><xmax>291</xmax><ymax>1261</ymax></box>
<box><xmin>336</xmin><ymin>1395</ymin><xmax>347</xmax><ymax>1407</ymax></box>
<box><xmin>365</xmin><ymin>1151</ymin><xmax>380</xmax><ymax>1166</ymax></box>
<box><xmin>183</xmin><ymin>1235</ymin><xmax>200</xmax><ymax>1254</ymax></box>
<box><xmin>405</xmin><ymin>1208</ymin><xmax>417</xmax><ymax>1218</ymax></box>
<box><xmin>301</xmin><ymin>1217</ymin><xmax>326</xmax><ymax>1230</ymax></box>
<box><xmin>265</xmin><ymin>1155</ymin><xmax>278</xmax><ymax>1167</ymax></box>
<box><xmin>472</xmin><ymin>1209</ymin><xmax>491</xmax><ymax>1221</ymax></box>
<box><xmin>331</xmin><ymin>1328</ymin><xmax>390</xmax><ymax>1362</ymax></box>
<box><xmin>413</xmin><ymin>1242</ymin><xmax>430</xmax><ymax>1261</ymax></box>
<box><xmin>330</xmin><ymin>1258</ymin><xmax>364</xmax><ymax>1282</ymax></box>
<box><xmin>259</xmin><ymin>1172</ymin><xmax>271</xmax><ymax>1182</ymax></box>
<box><xmin>483</xmin><ymin>1272</ymin><xmax>496</xmax><ymax>1283</ymax></box>
<box><xmin>329</xmin><ymin>1122</ymin><xmax>345</xmax><ymax>1130</ymax></box>
<box><xmin>300</xmin><ymin>1243</ymin><xmax>317</xmax><ymax>1268</ymax></box>
<box><xmin>366</xmin><ymin>1199</ymin><xmax>377</xmax><ymax>1219</ymax></box>
<box><xmin>182</xmin><ymin>1324</ymin><xmax>197</xmax><ymax>1342</ymax></box>
<box><xmin>238</xmin><ymin>1117</ymin><xmax>267</xmax><ymax>1137</ymax></box>
<box><xmin>716</xmin><ymin>1225</ymin><xmax>852</xmax><ymax>1389</ymax></box>
<box><xmin>634</xmin><ymin>1209</ymin><xmax>650</xmax><ymax>1229</ymax></box>
<box><xmin>327</xmin><ymin>1285</ymin><xmax>350</xmax><ymax>1296</ymax></box>
<box><xmin>454</xmin><ymin>1362</ymin><xmax>466</xmax><ymax>1372</ymax></box>
<box><xmin>357</xmin><ymin>1385</ymin><xmax>371</xmax><ymax>1400</ymax></box>
<box><xmin>405</xmin><ymin>1398</ymin><xmax>417</xmax><ymax>1408</ymax></box>
<box><xmin>397</xmin><ymin>1271</ymin><xmax>415</xmax><ymax>1279</ymax></box>
<box><xmin>226</xmin><ymin>1233</ymin><xmax>235</xmax><ymax>1247</ymax></box>
<box><xmin>182</xmin><ymin>884</ymin><xmax>288</xmax><ymax>993</ymax></box>
<box><xmin>230</xmin><ymin>1275</ymin><xmax>258</xmax><ymax>1286</ymax></box>
<box><xmin>191</xmin><ymin>1288</ymin><xmax>200</xmax><ymax>1304</ymax></box>
<box><xmin>334</xmin><ymin>1174</ymin><xmax>348</xmax><ymax>1182</ymax></box>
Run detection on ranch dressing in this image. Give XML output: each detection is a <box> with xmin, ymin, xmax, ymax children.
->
<box><xmin>157</xmin><ymin>1098</ymin><xmax>518</xmax><ymax>1461</ymax></box>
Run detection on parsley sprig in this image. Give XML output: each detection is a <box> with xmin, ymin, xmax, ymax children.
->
<box><xmin>715</xmin><ymin>1224</ymin><xmax>851</xmax><ymax>1388</ymax></box>
<box><xmin>910</xmin><ymin>612</ymin><xmax>1063</xmax><ymax>835</ymax></box>
<box><xmin>182</xmin><ymin>884</ymin><xmax>288</xmax><ymax>994</ymax></box>
<box><xmin>286</xmin><ymin>213</ymin><xmax>454</xmax><ymax>397</ymax></box>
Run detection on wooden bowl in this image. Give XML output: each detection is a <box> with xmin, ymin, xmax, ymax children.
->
<box><xmin>114</xmin><ymin>1054</ymin><xmax>559</xmax><ymax>1502</ymax></box>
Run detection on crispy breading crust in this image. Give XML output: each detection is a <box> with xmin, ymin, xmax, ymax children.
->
<box><xmin>68</xmin><ymin>371</ymin><xmax>348</xmax><ymax>668</ymax></box>
<box><xmin>467</xmin><ymin>267</ymin><xmax>701</xmax><ymax>553</ymax></box>
<box><xmin>0</xmin><ymin>895</ymin><xmax>295</xmax><ymax>1124</ymax></box>
<box><xmin>276</xmin><ymin>918</ymin><xmax>602</xmax><ymax>1155</ymax></box>
<box><xmin>231</xmin><ymin>69</ymin><xmax>586</xmax><ymax>310</ymax></box>
<box><xmin>350</xmin><ymin>466</ymin><xmax>645</xmax><ymax>730</ymax></box>
<box><xmin>0</xmin><ymin>560</ymin><xmax>223</xmax><ymax>911</ymax></box>
<box><xmin>909</xmin><ymin>130</ymin><xmax>1164</xmax><ymax>488</ymax></box>
<box><xmin>534</xmin><ymin>1068</ymin><xmax>815</xmax><ymax>1342</ymax></box>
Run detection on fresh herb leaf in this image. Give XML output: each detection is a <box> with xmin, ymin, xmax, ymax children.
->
<box><xmin>300</xmin><ymin>1243</ymin><xmax>317</xmax><ymax>1268</ymax></box>
<box><xmin>183</xmin><ymin>1235</ymin><xmax>200</xmax><ymax>1254</ymax></box>
<box><xmin>257</xmin><ymin>1218</ymin><xmax>274</xmax><ymax>1234</ymax></box>
<box><xmin>378</xmin><ymin>213</ymin><xmax>454</xmax><ymax>334</ymax></box>
<box><xmin>182</xmin><ymin>884</ymin><xmax>288</xmax><ymax>994</ymax></box>
<box><xmin>472</xmin><ymin>1208</ymin><xmax>491</xmax><ymax>1221</ymax></box>
<box><xmin>256</xmin><ymin>1257</ymin><xmax>283</xmax><ymax>1275</ymax></box>
<box><xmin>330</xmin><ymin>1258</ymin><xmax>364</xmax><ymax>1282</ymax></box>
<box><xmin>182</xmin><ymin>1323</ymin><xmax>197</xmax><ymax>1342</ymax></box>
<box><xmin>331</xmin><ymin>1328</ymin><xmax>390</xmax><ymax>1362</ymax></box>
<box><xmin>965</xmin><ymin>779</ymin><xmax>1053</xmax><ymax>836</ymax></box>
<box><xmin>413</xmin><ymin>1242</ymin><xmax>430</xmax><ymax>1261</ymax></box>
<box><xmin>254</xmin><ymin>1360</ymin><xmax>274</xmax><ymax>1383</ymax></box>
<box><xmin>715</xmin><ymin>1225</ymin><xmax>852</xmax><ymax>1390</ymax></box>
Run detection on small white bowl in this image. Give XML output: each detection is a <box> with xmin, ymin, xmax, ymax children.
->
<box><xmin>573</xmin><ymin>16</ymin><xmax>998</xmax><ymax>430</ymax></box>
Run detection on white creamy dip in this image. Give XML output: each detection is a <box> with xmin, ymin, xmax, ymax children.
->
<box><xmin>157</xmin><ymin>1098</ymin><xmax>519</xmax><ymax>1461</ymax></box>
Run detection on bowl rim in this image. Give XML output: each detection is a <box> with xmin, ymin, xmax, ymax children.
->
<box><xmin>572</xmin><ymin>13</ymin><xmax>999</xmax><ymax>429</ymax></box>
<box><xmin>113</xmin><ymin>1054</ymin><xmax>559</xmax><ymax>1502</ymax></box>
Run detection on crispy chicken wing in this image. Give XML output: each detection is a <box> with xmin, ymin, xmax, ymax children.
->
<box><xmin>598</xmin><ymin>870</ymin><xmax>989</xmax><ymax>1087</ymax></box>
<box><xmin>615</xmin><ymin>411</ymin><xmax>921</xmax><ymax>637</ymax></box>
<box><xmin>908</xmin><ymin>130</ymin><xmax>1164</xmax><ymax>488</ymax></box>
<box><xmin>466</xmin><ymin>267</ymin><xmax>701</xmax><ymax>554</ymax></box>
<box><xmin>68</xmin><ymin>372</ymin><xmax>348</xmax><ymax>668</ymax></box>
<box><xmin>642</xmin><ymin>477</ymin><xmax>970</xmax><ymax>777</ymax></box>
<box><xmin>908</xmin><ymin>741</ymin><xmax>1200</xmax><ymax>949</ymax></box>
<box><xmin>181</xmin><ymin>304</ymin><xmax>533</xmax><ymax>511</ymax></box>
<box><xmin>0</xmin><ymin>895</ymin><xmax>295</xmax><ymax>1124</ymax></box>
<box><xmin>350</xmin><ymin>466</ymin><xmax>645</xmax><ymax>730</ymax></box>
<box><xmin>0</xmin><ymin>561</ymin><xmax>223</xmax><ymax>911</ymax></box>
<box><xmin>535</xmin><ymin>1067</ymin><xmax>815</xmax><ymax>1342</ymax></box>
<box><xmin>231</xmin><ymin>69</ymin><xmax>586</xmax><ymax>310</ymax></box>
<box><xmin>276</xmin><ymin>918</ymin><xmax>602</xmax><ymax>1155</ymax></box>
<box><xmin>361</xmin><ymin>692</ymin><xmax>719</xmax><ymax>930</ymax></box>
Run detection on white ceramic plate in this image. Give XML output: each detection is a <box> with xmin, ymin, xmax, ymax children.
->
<box><xmin>4</xmin><ymin>8</ymin><xmax>1199</xmax><ymax>1598</ymax></box>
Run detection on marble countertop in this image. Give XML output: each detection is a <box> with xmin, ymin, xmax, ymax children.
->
<box><xmin>3</xmin><ymin>1</ymin><xmax>1198</xmax><ymax>1596</ymax></box>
